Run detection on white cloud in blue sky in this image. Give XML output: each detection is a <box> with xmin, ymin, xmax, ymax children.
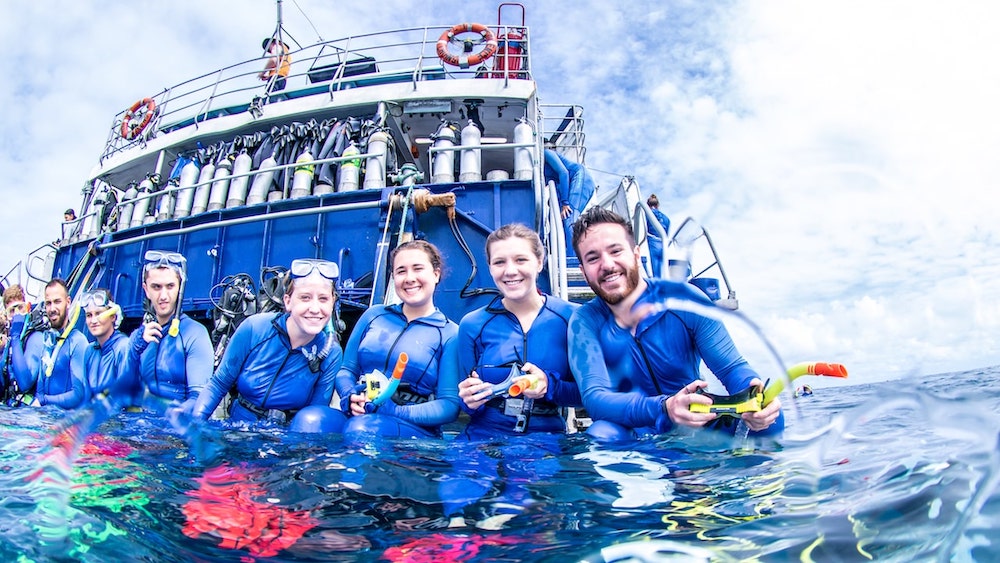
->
<box><xmin>1</xmin><ymin>0</ymin><xmax>998</xmax><ymax>384</ymax></box>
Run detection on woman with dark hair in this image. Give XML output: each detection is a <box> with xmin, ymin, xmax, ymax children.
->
<box><xmin>336</xmin><ymin>240</ymin><xmax>459</xmax><ymax>439</ymax></box>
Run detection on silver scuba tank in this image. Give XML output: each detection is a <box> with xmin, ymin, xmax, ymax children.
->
<box><xmin>513</xmin><ymin>118</ymin><xmax>534</xmax><ymax>180</ymax></box>
<box><xmin>431</xmin><ymin>122</ymin><xmax>456</xmax><ymax>184</ymax></box>
<box><xmin>226</xmin><ymin>150</ymin><xmax>253</xmax><ymax>208</ymax></box>
<box><xmin>117</xmin><ymin>184</ymin><xmax>138</xmax><ymax>232</ymax></box>
<box><xmin>129</xmin><ymin>176</ymin><xmax>156</xmax><ymax>228</ymax></box>
<box><xmin>362</xmin><ymin>130</ymin><xmax>389</xmax><ymax>190</ymax></box>
<box><xmin>337</xmin><ymin>143</ymin><xmax>361</xmax><ymax>192</ymax></box>
<box><xmin>459</xmin><ymin>120</ymin><xmax>482</xmax><ymax>182</ymax></box>
<box><xmin>207</xmin><ymin>157</ymin><xmax>232</xmax><ymax>211</ymax></box>
<box><xmin>290</xmin><ymin>150</ymin><xmax>315</xmax><ymax>199</ymax></box>
<box><xmin>247</xmin><ymin>155</ymin><xmax>277</xmax><ymax>205</ymax></box>
<box><xmin>191</xmin><ymin>160</ymin><xmax>215</xmax><ymax>215</ymax></box>
<box><xmin>156</xmin><ymin>180</ymin><xmax>176</xmax><ymax>221</ymax></box>
<box><xmin>173</xmin><ymin>159</ymin><xmax>200</xmax><ymax>218</ymax></box>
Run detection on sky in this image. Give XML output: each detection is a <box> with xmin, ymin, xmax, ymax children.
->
<box><xmin>2</xmin><ymin>0</ymin><xmax>999</xmax><ymax>386</ymax></box>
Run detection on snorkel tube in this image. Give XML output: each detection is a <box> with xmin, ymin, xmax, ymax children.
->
<box><xmin>366</xmin><ymin>352</ymin><xmax>408</xmax><ymax>411</ymax></box>
<box><xmin>762</xmin><ymin>361</ymin><xmax>848</xmax><ymax>406</ymax></box>
<box><xmin>168</xmin><ymin>268</ymin><xmax>186</xmax><ymax>338</ymax></box>
<box><xmin>689</xmin><ymin>361</ymin><xmax>848</xmax><ymax>416</ymax></box>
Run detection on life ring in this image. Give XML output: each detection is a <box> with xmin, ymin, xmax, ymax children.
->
<box><xmin>436</xmin><ymin>23</ymin><xmax>498</xmax><ymax>68</ymax></box>
<box><xmin>120</xmin><ymin>97</ymin><xmax>156</xmax><ymax>140</ymax></box>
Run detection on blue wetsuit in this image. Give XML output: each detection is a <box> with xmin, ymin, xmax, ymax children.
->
<box><xmin>647</xmin><ymin>208</ymin><xmax>671</xmax><ymax>278</ymax></box>
<box><xmin>192</xmin><ymin>312</ymin><xmax>342</xmax><ymax>424</ymax></box>
<box><xmin>568</xmin><ymin>279</ymin><xmax>784</xmax><ymax>439</ymax></box>
<box><xmin>85</xmin><ymin>331</ymin><xmax>129</xmax><ymax>398</ymax></box>
<box><xmin>453</xmin><ymin>293</ymin><xmax>581</xmax><ymax>439</ymax></box>
<box><xmin>9</xmin><ymin>324</ymin><xmax>89</xmax><ymax>409</ymax></box>
<box><xmin>120</xmin><ymin>314</ymin><xmax>213</xmax><ymax>403</ymax></box>
<box><xmin>335</xmin><ymin>304</ymin><xmax>459</xmax><ymax>438</ymax></box>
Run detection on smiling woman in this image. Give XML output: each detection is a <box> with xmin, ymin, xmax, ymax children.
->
<box><xmin>190</xmin><ymin>259</ymin><xmax>345</xmax><ymax>431</ymax></box>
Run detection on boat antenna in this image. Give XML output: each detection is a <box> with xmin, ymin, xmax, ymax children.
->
<box><xmin>290</xmin><ymin>0</ymin><xmax>325</xmax><ymax>43</ymax></box>
<box><xmin>267</xmin><ymin>0</ymin><xmax>304</xmax><ymax>51</ymax></box>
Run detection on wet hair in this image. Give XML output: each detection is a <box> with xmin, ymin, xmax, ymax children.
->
<box><xmin>647</xmin><ymin>194</ymin><xmax>660</xmax><ymax>208</ymax></box>
<box><xmin>3</xmin><ymin>284</ymin><xmax>25</xmax><ymax>307</ymax></box>
<box><xmin>571</xmin><ymin>207</ymin><xmax>636</xmax><ymax>257</ymax></box>
<box><xmin>390</xmin><ymin>240</ymin><xmax>445</xmax><ymax>276</ymax></box>
<box><xmin>486</xmin><ymin>223</ymin><xmax>546</xmax><ymax>266</ymax></box>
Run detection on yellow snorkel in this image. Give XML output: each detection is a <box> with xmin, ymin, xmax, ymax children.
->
<box><xmin>690</xmin><ymin>361</ymin><xmax>849</xmax><ymax>416</ymax></box>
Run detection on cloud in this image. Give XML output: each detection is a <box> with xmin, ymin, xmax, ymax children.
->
<box><xmin>2</xmin><ymin>0</ymin><xmax>999</xmax><ymax>382</ymax></box>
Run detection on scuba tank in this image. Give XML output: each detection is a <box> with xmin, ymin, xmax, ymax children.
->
<box><xmin>156</xmin><ymin>179</ymin><xmax>176</xmax><ymax>221</ymax></box>
<box><xmin>459</xmin><ymin>119</ymin><xmax>483</xmax><ymax>182</ymax></box>
<box><xmin>207</xmin><ymin>154</ymin><xmax>233</xmax><ymax>211</ymax></box>
<box><xmin>290</xmin><ymin>150</ymin><xmax>315</xmax><ymax>199</ymax></box>
<box><xmin>226</xmin><ymin>150</ymin><xmax>253</xmax><ymax>208</ymax></box>
<box><xmin>247</xmin><ymin>154</ymin><xmax>277</xmax><ymax>205</ymax></box>
<box><xmin>191</xmin><ymin>159</ymin><xmax>216</xmax><ymax>215</ymax></box>
<box><xmin>431</xmin><ymin>121</ymin><xmax>457</xmax><ymax>184</ymax></box>
<box><xmin>337</xmin><ymin>142</ymin><xmax>361</xmax><ymax>192</ymax></box>
<box><xmin>362</xmin><ymin>130</ymin><xmax>389</xmax><ymax>190</ymax></box>
<box><xmin>117</xmin><ymin>183</ymin><xmax>138</xmax><ymax>232</ymax></box>
<box><xmin>513</xmin><ymin>118</ymin><xmax>534</xmax><ymax>180</ymax></box>
<box><xmin>129</xmin><ymin>175</ymin><xmax>157</xmax><ymax>228</ymax></box>
<box><xmin>173</xmin><ymin>158</ymin><xmax>201</xmax><ymax>218</ymax></box>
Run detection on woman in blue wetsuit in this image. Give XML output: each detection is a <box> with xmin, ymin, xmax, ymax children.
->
<box><xmin>191</xmin><ymin>259</ymin><xmax>344</xmax><ymax>430</ymax></box>
<box><xmin>455</xmin><ymin>223</ymin><xmax>582</xmax><ymax>439</ymax></box>
<box><xmin>336</xmin><ymin>240</ymin><xmax>459</xmax><ymax>439</ymax></box>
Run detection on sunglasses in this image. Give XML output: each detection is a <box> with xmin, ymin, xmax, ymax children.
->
<box><xmin>289</xmin><ymin>259</ymin><xmax>339</xmax><ymax>281</ymax></box>
<box><xmin>144</xmin><ymin>250</ymin><xmax>187</xmax><ymax>270</ymax></box>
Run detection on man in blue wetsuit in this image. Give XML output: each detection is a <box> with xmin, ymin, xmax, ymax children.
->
<box><xmin>9</xmin><ymin>278</ymin><xmax>89</xmax><ymax>409</ymax></box>
<box><xmin>191</xmin><ymin>259</ymin><xmax>343</xmax><ymax>429</ymax></box>
<box><xmin>80</xmin><ymin>289</ymin><xmax>129</xmax><ymax>398</ymax></box>
<box><xmin>568</xmin><ymin>207</ymin><xmax>783</xmax><ymax>440</ymax></box>
<box><xmin>118</xmin><ymin>251</ymin><xmax>212</xmax><ymax>406</ymax></box>
<box><xmin>645</xmin><ymin>194</ymin><xmax>671</xmax><ymax>278</ymax></box>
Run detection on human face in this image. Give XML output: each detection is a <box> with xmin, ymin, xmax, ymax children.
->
<box><xmin>488</xmin><ymin>236</ymin><xmax>543</xmax><ymax>303</ymax></box>
<box><xmin>143</xmin><ymin>267</ymin><xmax>181</xmax><ymax>323</ymax></box>
<box><xmin>282</xmin><ymin>273</ymin><xmax>335</xmax><ymax>343</ymax></box>
<box><xmin>577</xmin><ymin>222</ymin><xmax>642</xmax><ymax>306</ymax></box>
<box><xmin>44</xmin><ymin>285</ymin><xmax>70</xmax><ymax>330</ymax></box>
<box><xmin>85</xmin><ymin>305</ymin><xmax>115</xmax><ymax>344</ymax></box>
<box><xmin>392</xmin><ymin>248</ymin><xmax>440</xmax><ymax>311</ymax></box>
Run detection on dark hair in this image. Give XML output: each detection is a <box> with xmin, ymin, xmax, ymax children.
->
<box><xmin>486</xmin><ymin>223</ymin><xmax>545</xmax><ymax>266</ymax></box>
<box><xmin>390</xmin><ymin>240</ymin><xmax>445</xmax><ymax>276</ymax></box>
<box><xmin>571</xmin><ymin>207</ymin><xmax>635</xmax><ymax>256</ymax></box>
<box><xmin>646</xmin><ymin>194</ymin><xmax>659</xmax><ymax>208</ymax></box>
<box><xmin>45</xmin><ymin>278</ymin><xmax>70</xmax><ymax>294</ymax></box>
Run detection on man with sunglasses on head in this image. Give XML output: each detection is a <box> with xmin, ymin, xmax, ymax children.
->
<box><xmin>7</xmin><ymin>278</ymin><xmax>90</xmax><ymax>409</ymax></box>
<box><xmin>80</xmin><ymin>289</ymin><xmax>129</xmax><ymax>398</ymax></box>
<box><xmin>118</xmin><ymin>251</ymin><xmax>213</xmax><ymax>407</ymax></box>
<box><xmin>191</xmin><ymin>259</ymin><xmax>344</xmax><ymax>431</ymax></box>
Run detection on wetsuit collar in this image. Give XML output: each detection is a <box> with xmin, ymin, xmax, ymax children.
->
<box><xmin>387</xmin><ymin>302</ymin><xmax>451</xmax><ymax>328</ymax></box>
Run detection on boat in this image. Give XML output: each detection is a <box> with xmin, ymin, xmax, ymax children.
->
<box><xmin>1</xmin><ymin>2</ymin><xmax>738</xmax><ymax>399</ymax></box>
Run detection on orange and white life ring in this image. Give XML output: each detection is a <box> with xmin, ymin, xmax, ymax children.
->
<box><xmin>436</xmin><ymin>23</ymin><xmax>498</xmax><ymax>68</ymax></box>
<box><xmin>120</xmin><ymin>97</ymin><xmax>156</xmax><ymax>140</ymax></box>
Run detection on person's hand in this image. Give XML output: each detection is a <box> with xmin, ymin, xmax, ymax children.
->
<box><xmin>348</xmin><ymin>392</ymin><xmax>368</xmax><ymax>416</ymax></box>
<box><xmin>142</xmin><ymin>320</ymin><xmax>163</xmax><ymax>344</ymax></box>
<box><xmin>517</xmin><ymin>362</ymin><xmax>548</xmax><ymax>399</ymax></box>
<box><xmin>458</xmin><ymin>371</ymin><xmax>493</xmax><ymax>410</ymax></box>
<box><xmin>561</xmin><ymin>204</ymin><xmax>572</xmax><ymax>220</ymax></box>
<box><xmin>742</xmin><ymin>378</ymin><xmax>780</xmax><ymax>431</ymax></box>
<box><xmin>663</xmin><ymin>380</ymin><xmax>717</xmax><ymax>428</ymax></box>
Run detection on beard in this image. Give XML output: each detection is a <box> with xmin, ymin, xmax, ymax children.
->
<box><xmin>588</xmin><ymin>262</ymin><xmax>641</xmax><ymax>305</ymax></box>
<box><xmin>49</xmin><ymin>309</ymin><xmax>67</xmax><ymax>331</ymax></box>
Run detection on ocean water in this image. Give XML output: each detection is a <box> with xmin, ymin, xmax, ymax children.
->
<box><xmin>1</xmin><ymin>366</ymin><xmax>999</xmax><ymax>562</ymax></box>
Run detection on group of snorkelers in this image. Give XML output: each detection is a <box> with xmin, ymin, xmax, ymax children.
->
<box><xmin>1</xmin><ymin>206</ymin><xmax>784</xmax><ymax>443</ymax></box>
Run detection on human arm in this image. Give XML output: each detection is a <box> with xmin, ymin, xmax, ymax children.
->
<box><xmin>309</xmin><ymin>341</ymin><xmax>341</xmax><ymax>407</ymax></box>
<box><xmin>183</xmin><ymin>319</ymin><xmax>214</xmax><ymax>400</ymax></box>
<box><xmin>41</xmin><ymin>333</ymin><xmax>90</xmax><ymax>409</ymax></box>
<box><xmin>190</xmin><ymin>320</ymin><xmax>252</xmax><ymax>420</ymax></box>
<box><xmin>380</xmin><ymin>333</ymin><xmax>460</xmax><ymax>427</ymax></box>
<box><xmin>334</xmin><ymin>307</ymin><xmax>376</xmax><ymax>414</ymax></box>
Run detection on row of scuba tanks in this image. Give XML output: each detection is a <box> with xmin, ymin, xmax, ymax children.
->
<box><xmin>111</xmin><ymin>116</ymin><xmax>536</xmax><ymax>232</ymax></box>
